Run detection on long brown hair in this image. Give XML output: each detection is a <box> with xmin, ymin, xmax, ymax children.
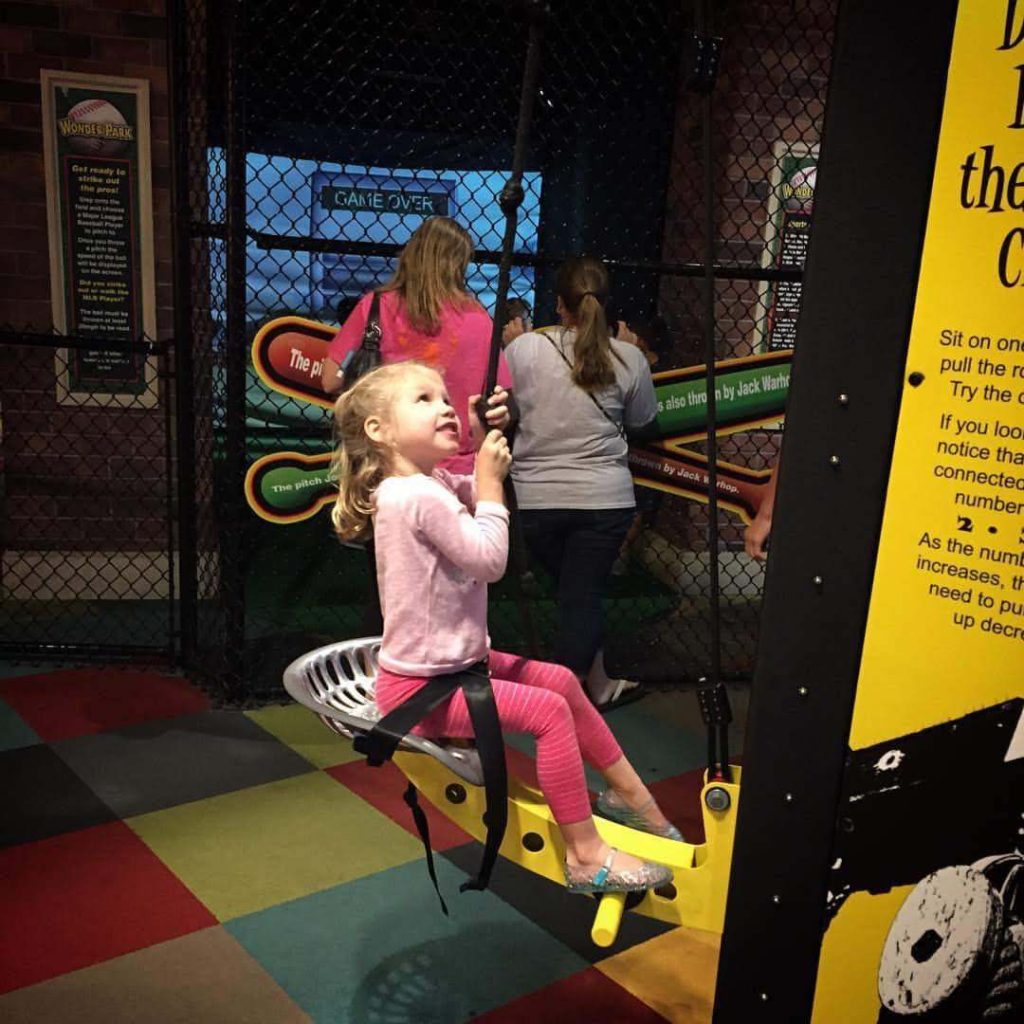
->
<box><xmin>380</xmin><ymin>216</ymin><xmax>476</xmax><ymax>334</ymax></box>
<box><xmin>556</xmin><ymin>257</ymin><xmax>623</xmax><ymax>392</ymax></box>
<box><xmin>329</xmin><ymin>362</ymin><xmax>428</xmax><ymax>541</ymax></box>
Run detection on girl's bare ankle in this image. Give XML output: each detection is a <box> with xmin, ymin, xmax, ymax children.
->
<box><xmin>610</xmin><ymin>785</ymin><xmax>651</xmax><ymax>810</ymax></box>
<box><xmin>565</xmin><ymin>841</ymin><xmax>608</xmax><ymax>869</ymax></box>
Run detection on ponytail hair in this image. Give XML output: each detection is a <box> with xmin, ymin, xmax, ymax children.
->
<box><xmin>329</xmin><ymin>362</ymin><xmax>420</xmax><ymax>541</ymax></box>
<box><xmin>380</xmin><ymin>216</ymin><xmax>476</xmax><ymax>334</ymax></box>
<box><xmin>556</xmin><ymin>257</ymin><xmax>621</xmax><ymax>392</ymax></box>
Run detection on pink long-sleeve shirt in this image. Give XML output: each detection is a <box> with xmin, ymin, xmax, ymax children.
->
<box><xmin>374</xmin><ymin>469</ymin><xmax>509</xmax><ymax>677</ymax></box>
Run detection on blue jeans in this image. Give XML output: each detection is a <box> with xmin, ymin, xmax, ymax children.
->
<box><xmin>518</xmin><ymin>507</ymin><xmax>635</xmax><ymax>677</ymax></box>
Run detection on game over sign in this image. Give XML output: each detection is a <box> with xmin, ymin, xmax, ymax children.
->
<box><xmin>318</xmin><ymin>185</ymin><xmax>450</xmax><ymax>216</ymax></box>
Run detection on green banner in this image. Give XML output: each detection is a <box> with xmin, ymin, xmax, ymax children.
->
<box><xmin>655</xmin><ymin>361</ymin><xmax>791</xmax><ymax>438</ymax></box>
<box><xmin>245</xmin><ymin>453</ymin><xmax>334</xmax><ymax>524</ymax></box>
<box><xmin>245</xmin><ymin>317</ymin><xmax>793</xmax><ymax>523</ymax></box>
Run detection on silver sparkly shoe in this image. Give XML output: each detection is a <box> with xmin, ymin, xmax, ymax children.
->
<box><xmin>595</xmin><ymin>790</ymin><xmax>686</xmax><ymax>842</ymax></box>
<box><xmin>564</xmin><ymin>847</ymin><xmax>674</xmax><ymax>894</ymax></box>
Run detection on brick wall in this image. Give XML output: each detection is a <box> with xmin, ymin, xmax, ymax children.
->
<box><xmin>654</xmin><ymin>0</ymin><xmax>836</xmax><ymax>554</ymax></box>
<box><xmin>0</xmin><ymin>0</ymin><xmax>172</xmax><ymax>565</ymax></box>
<box><xmin>659</xmin><ymin>0</ymin><xmax>835</xmax><ymax>361</ymax></box>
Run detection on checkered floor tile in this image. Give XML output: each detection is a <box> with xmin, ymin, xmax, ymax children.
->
<box><xmin>0</xmin><ymin>661</ymin><xmax>734</xmax><ymax>1022</ymax></box>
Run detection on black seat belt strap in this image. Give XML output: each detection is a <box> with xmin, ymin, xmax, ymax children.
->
<box><xmin>353</xmin><ymin>674</ymin><xmax>462</xmax><ymax>765</ymax></box>
<box><xmin>457</xmin><ymin>664</ymin><xmax>508</xmax><ymax>892</ymax></box>
<box><xmin>355</xmin><ymin>676</ymin><xmax>463</xmax><ymax>916</ymax></box>
<box><xmin>403</xmin><ymin>782</ymin><xmax>449</xmax><ymax>916</ymax></box>
<box><xmin>354</xmin><ymin>661</ymin><xmax>509</xmax><ymax>908</ymax></box>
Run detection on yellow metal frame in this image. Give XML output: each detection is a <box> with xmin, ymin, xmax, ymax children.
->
<box><xmin>394</xmin><ymin>751</ymin><xmax>740</xmax><ymax>946</ymax></box>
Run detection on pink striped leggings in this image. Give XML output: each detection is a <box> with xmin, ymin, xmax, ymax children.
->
<box><xmin>375</xmin><ymin>650</ymin><xmax>624</xmax><ymax>824</ymax></box>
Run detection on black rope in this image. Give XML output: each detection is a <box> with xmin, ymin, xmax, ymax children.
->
<box><xmin>476</xmin><ymin>2</ymin><xmax>548</xmax><ymax>659</ymax></box>
<box><xmin>481</xmin><ymin>1</ymin><xmax>547</xmax><ymax>402</ymax></box>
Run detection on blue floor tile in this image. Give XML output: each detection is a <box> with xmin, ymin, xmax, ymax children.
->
<box><xmin>227</xmin><ymin>856</ymin><xmax>588</xmax><ymax>1024</ymax></box>
<box><xmin>0</xmin><ymin>662</ymin><xmax>71</xmax><ymax>680</ymax></box>
<box><xmin>0</xmin><ymin>699</ymin><xmax>39</xmax><ymax>753</ymax></box>
<box><xmin>506</xmin><ymin>696</ymin><xmax>706</xmax><ymax>789</ymax></box>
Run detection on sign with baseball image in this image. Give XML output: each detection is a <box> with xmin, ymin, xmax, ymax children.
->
<box><xmin>41</xmin><ymin>71</ymin><xmax>157</xmax><ymax>407</ymax></box>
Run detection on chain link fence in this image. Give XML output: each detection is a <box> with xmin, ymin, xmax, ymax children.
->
<box><xmin>0</xmin><ymin>330</ymin><xmax>175</xmax><ymax>660</ymax></box>
<box><xmin>173</xmin><ymin>0</ymin><xmax>837</xmax><ymax>699</ymax></box>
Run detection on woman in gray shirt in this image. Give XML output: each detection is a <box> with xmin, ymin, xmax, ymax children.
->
<box><xmin>506</xmin><ymin>257</ymin><xmax>658</xmax><ymax>711</ymax></box>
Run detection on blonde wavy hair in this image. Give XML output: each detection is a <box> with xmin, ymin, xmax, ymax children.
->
<box><xmin>380</xmin><ymin>216</ymin><xmax>477</xmax><ymax>333</ymax></box>
<box><xmin>329</xmin><ymin>361</ymin><xmax>431</xmax><ymax>541</ymax></box>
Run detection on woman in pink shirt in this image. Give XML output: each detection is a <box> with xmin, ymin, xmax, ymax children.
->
<box><xmin>321</xmin><ymin>216</ymin><xmax>513</xmax><ymax>475</ymax></box>
<box><xmin>329</xmin><ymin>360</ymin><xmax>684</xmax><ymax>896</ymax></box>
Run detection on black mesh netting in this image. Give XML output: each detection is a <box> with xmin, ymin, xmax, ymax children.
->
<box><xmin>172</xmin><ymin>0</ymin><xmax>837</xmax><ymax>699</ymax></box>
<box><xmin>0</xmin><ymin>333</ymin><xmax>174</xmax><ymax>660</ymax></box>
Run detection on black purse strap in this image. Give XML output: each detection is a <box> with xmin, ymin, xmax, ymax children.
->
<box><xmin>338</xmin><ymin>291</ymin><xmax>383</xmax><ymax>384</ymax></box>
<box><xmin>361</xmin><ymin>290</ymin><xmax>382</xmax><ymax>352</ymax></box>
<box><xmin>546</xmin><ymin>329</ymin><xmax>627</xmax><ymax>441</ymax></box>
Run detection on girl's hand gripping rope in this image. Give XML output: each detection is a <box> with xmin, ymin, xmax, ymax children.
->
<box><xmin>475</xmin><ymin>429</ymin><xmax>512</xmax><ymax>505</ymax></box>
<box><xmin>469</xmin><ymin>386</ymin><xmax>511</xmax><ymax>448</ymax></box>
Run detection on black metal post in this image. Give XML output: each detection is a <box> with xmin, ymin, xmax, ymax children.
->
<box><xmin>167</xmin><ymin>0</ymin><xmax>198</xmax><ymax>669</ymax></box>
<box><xmin>223</xmin><ymin>0</ymin><xmax>248</xmax><ymax>700</ymax></box>
<box><xmin>692</xmin><ymin>0</ymin><xmax>729</xmax><ymax>781</ymax></box>
<box><xmin>713</xmin><ymin>1</ymin><xmax>958</xmax><ymax>1016</ymax></box>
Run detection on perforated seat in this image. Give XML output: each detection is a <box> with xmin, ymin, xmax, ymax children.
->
<box><xmin>282</xmin><ymin>637</ymin><xmax>485</xmax><ymax>786</ymax></box>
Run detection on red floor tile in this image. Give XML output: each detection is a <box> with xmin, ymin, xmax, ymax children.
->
<box><xmin>327</xmin><ymin>744</ymin><xmax>547</xmax><ymax>853</ymax></box>
<box><xmin>470</xmin><ymin>966</ymin><xmax>668</xmax><ymax>1022</ymax></box>
<box><xmin>648</xmin><ymin>769</ymin><xmax>707</xmax><ymax>845</ymax></box>
<box><xmin>0</xmin><ymin>668</ymin><xmax>211</xmax><ymax>742</ymax></box>
<box><xmin>0</xmin><ymin>821</ymin><xmax>216</xmax><ymax>994</ymax></box>
<box><xmin>327</xmin><ymin>759</ymin><xmax>473</xmax><ymax>850</ymax></box>
<box><xmin>504</xmin><ymin>744</ymin><xmax>540</xmax><ymax>788</ymax></box>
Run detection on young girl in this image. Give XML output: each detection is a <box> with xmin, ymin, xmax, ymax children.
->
<box><xmin>331</xmin><ymin>360</ymin><xmax>682</xmax><ymax>895</ymax></box>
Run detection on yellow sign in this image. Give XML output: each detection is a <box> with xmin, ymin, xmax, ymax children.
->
<box><xmin>813</xmin><ymin>3</ymin><xmax>1024</xmax><ymax>1021</ymax></box>
<box><xmin>852</xmin><ymin>2</ymin><xmax>1024</xmax><ymax>749</ymax></box>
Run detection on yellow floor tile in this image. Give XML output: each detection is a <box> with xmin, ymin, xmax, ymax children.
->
<box><xmin>127</xmin><ymin>772</ymin><xmax>423</xmax><ymax>921</ymax></box>
<box><xmin>245</xmin><ymin>704</ymin><xmax>363</xmax><ymax>769</ymax></box>
<box><xmin>597</xmin><ymin>924</ymin><xmax>721</xmax><ymax>1024</ymax></box>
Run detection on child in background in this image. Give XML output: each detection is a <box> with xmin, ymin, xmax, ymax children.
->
<box><xmin>501</xmin><ymin>296</ymin><xmax>533</xmax><ymax>347</ymax></box>
<box><xmin>627</xmin><ymin>315</ymin><xmax>672</xmax><ymax>370</ymax></box>
<box><xmin>331</xmin><ymin>361</ymin><xmax>683</xmax><ymax>894</ymax></box>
